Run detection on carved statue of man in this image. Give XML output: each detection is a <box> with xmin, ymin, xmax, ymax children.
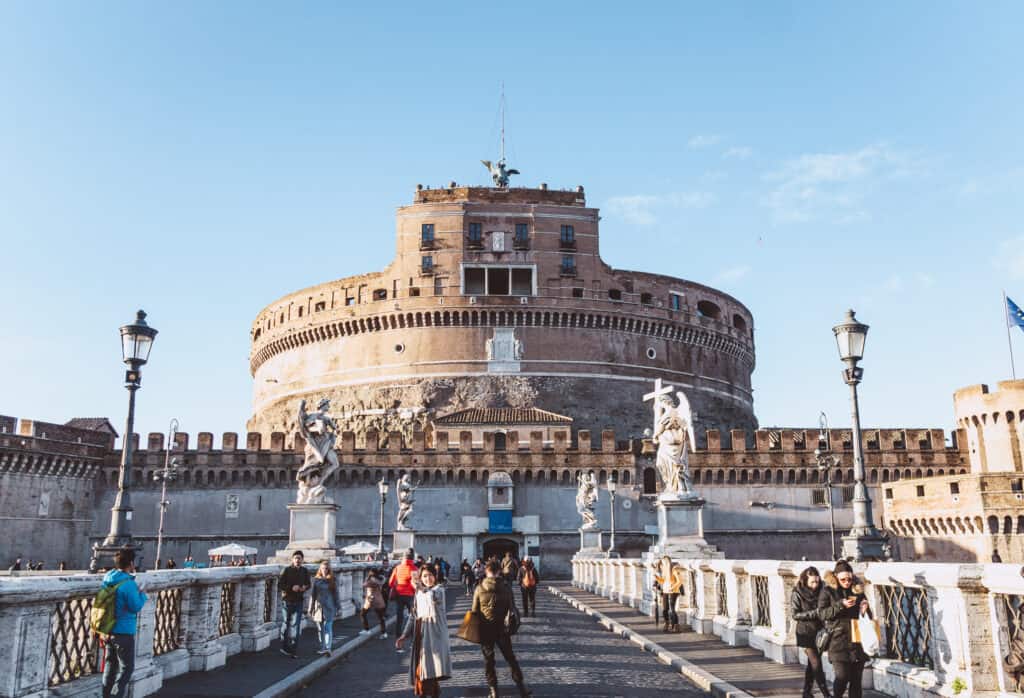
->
<box><xmin>396</xmin><ymin>473</ymin><xmax>416</xmax><ymax>531</ymax></box>
<box><xmin>295</xmin><ymin>398</ymin><xmax>341</xmax><ymax>504</ymax></box>
<box><xmin>576</xmin><ymin>471</ymin><xmax>599</xmax><ymax>530</ymax></box>
<box><xmin>652</xmin><ymin>392</ymin><xmax>697</xmax><ymax>500</ymax></box>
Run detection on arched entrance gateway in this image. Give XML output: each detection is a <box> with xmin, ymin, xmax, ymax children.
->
<box><xmin>481</xmin><ymin>537</ymin><xmax>519</xmax><ymax>562</ymax></box>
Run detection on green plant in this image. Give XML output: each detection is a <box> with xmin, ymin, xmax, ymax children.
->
<box><xmin>951</xmin><ymin>677</ymin><xmax>968</xmax><ymax>695</ymax></box>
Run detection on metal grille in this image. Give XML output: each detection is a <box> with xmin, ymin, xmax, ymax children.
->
<box><xmin>715</xmin><ymin>573</ymin><xmax>728</xmax><ymax>615</ymax></box>
<box><xmin>153</xmin><ymin>588</ymin><xmax>183</xmax><ymax>656</ymax></box>
<box><xmin>752</xmin><ymin>576</ymin><xmax>771</xmax><ymax>627</ymax></box>
<box><xmin>218</xmin><ymin>582</ymin><xmax>238</xmax><ymax>637</ymax></box>
<box><xmin>878</xmin><ymin>584</ymin><xmax>934</xmax><ymax>669</ymax></box>
<box><xmin>1002</xmin><ymin>594</ymin><xmax>1024</xmax><ymax>692</ymax></box>
<box><xmin>49</xmin><ymin>596</ymin><xmax>99</xmax><ymax>686</ymax></box>
<box><xmin>264</xmin><ymin>578</ymin><xmax>276</xmax><ymax>623</ymax></box>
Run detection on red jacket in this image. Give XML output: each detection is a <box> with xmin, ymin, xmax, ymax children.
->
<box><xmin>389</xmin><ymin>560</ymin><xmax>418</xmax><ymax>596</ymax></box>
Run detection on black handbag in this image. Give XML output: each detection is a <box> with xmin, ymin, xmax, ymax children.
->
<box><xmin>815</xmin><ymin>624</ymin><xmax>833</xmax><ymax>654</ymax></box>
<box><xmin>505</xmin><ymin>603</ymin><xmax>521</xmax><ymax>636</ymax></box>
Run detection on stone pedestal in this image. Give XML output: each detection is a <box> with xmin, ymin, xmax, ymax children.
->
<box><xmin>578</xmin><ymin>528</ymin><xmax>603</xmax><ymax>553</ymax></box>
<box><xmin>270</xmin><ymin>503</ymin><xmax>339</xmax><ymax>563</ymax></box>
<box><xmin>391</xmin><ymin>529</ymin><xmax>416</xmax><ymax>559</ymax></box>
<box><xmin>649</xmin><ymin>497</ymin><xmax>722</xmax><ymax>558</ymax></box>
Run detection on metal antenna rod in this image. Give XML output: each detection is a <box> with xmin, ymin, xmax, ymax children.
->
<box><xmin>500</xmin><ymin>81</ymin><xmax>505</xmax><ymax>163</ymax></box>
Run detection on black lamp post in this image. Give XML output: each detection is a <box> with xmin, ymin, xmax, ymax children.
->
<box><xmin>90</xmin><ymin>310</ymin><xmax>158</xmax><ymax>572</ymax></box>
<box><xmin>606</xmin><ymin>471</ymin><xmax>618</xmax><ymax>557</ymax></box>
<box><xmin>377</xmin><ymin>479</ymin><xmax>390</xmax><ymax>559</ymax></box>
<box><xmin>832</xmin><ymin>309</ymin><xmax>888</xmax><ymax>561</ymax></box>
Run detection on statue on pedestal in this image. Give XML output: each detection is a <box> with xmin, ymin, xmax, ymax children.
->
<box><xmin>295</xmin><ymin>398</ymin><xmax>341</xmax><ymax>504</ymax></box>
<box><xmin>644</xmin><ymin>379</ymin><xmax>697</xmax><ymax>500</ymax></box>
<box><xmin>576</xmin><ymin>471</ymin><xmax>599</xmax><ymax>530</ymax></box>
<box><xmin>396</xmin><ymin>473</ymin><xmax>417</xmax><ymax>531</ymax></box>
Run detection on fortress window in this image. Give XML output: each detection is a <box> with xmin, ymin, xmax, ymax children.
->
<box><xmin>314</xmin><ymin>301</ymin><xmax>326</xmax><ymax>312</ymax></box>
<box><xmin>465</xmin><ymin>268</ymin><xmax>486</xmax><ymax>295</ymax></box>
<box><xmin>514</xmin><ymin>223</ymin><xmax>529</xmax><ymax>249</ymax></box>
<box><xmin>572</xmin><ymin>287</ymin><xmax>584</xmax><ymax>298</ymax></box>
<box><xmin>468</xmin><ymin>222</ymin><xmax>483</xmax><ymax>247</ymax></box>
<box><xmin>409</xmin><ymin>287</ymin><xmax>420</xmax><ymax>297</ymax></box>
<box><xmin>608</xmin><ymin>289</ymin><xmax>622</xmax><ymax>301</ymax></box>
<box><xmin>494</xmin><ymin>432</ymin><xmax>507</xmax><ymax>451</ymax></box>
<box><xmin>421</xmin><ymin>224</ymin><xmax>435</xmax><ymax>248</ymax></box>
<box><xmin>560</xmin><ymin>255</ymin><xmax>576</xmax><ymax>276</ymax></box>
<box><xmin>346</xmin><ymin>297</ymin><xmax>355</xmax><ymax>306</ymax></box>
<box><xmin>949</xmin><ymin>481</ymin><xmax>959</xmax><ymax>495</ymax></box>
<box><xmin>372</xmin><ymin>289</ymin><xmax>387</xmax><ymax>301</ymax></box>
<box><xmin>462</xmin><ymin>265</ymin><xmax>535</xmax><ymax>296</ymax></box>
<box><xmin>885</xmin><ymin>488</ymin><xmax>893</xmax><ymax>499</ymax></box>
<box><xmin>916</xmin><ymin>485</ymin><xmax>925</xmax><ymax>497</ymax></box>
<box><xmin>510</xmin><ymin>268</ymin><xmax>532</xmax><ymax>295</ymax></box>
<box><xmin>297</xmin><ymin>307</ymin><xmax>304</xmax><ymax>317</ymax></box>
<box><xmin>421</xmin><ymin>255</ymin><xmax>434</xmax><ymax>274</ymax></box>
<box><xmin>696</xmin><ymin>300</ymin><xmax>721</xmax><ymax>319</ymax></box>
<box><xmin>733</xmin><ymin>314</ymin><xmax>747</xmax><ymax>331</ymax></box>
<box><xmin>433</xmin><ymin>276</ymin><xmax>443</xmax><ymax>296</ymax></box>
<box><xmin>669</xmin><ymin>293</ymin><xmax>683</xmax><ymax>311</ymax></box>
<box><xmin>560</xmin><ymin>225</ymin><xmax>576</xmax><ymax>248</ymax></box>
<box><xmin>642</xmin><ymin>467</ymin><xmax>657</xmax><ymax>494</ymax></box>
<box><xmin>640</xmin><ymin>292</ymin><xmax>653</xmax><ymax>306</ymax></box>
<box><xmin>489</xmin><ymin>268</ymin><xmax>510</xmax><ymax>295</ymax></box>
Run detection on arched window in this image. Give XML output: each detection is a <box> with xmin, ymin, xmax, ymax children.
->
<box><xmin>696</xmin><ymin>300</ymin><xmax>721</xmax><ymax>319</ymax></box>
<box><xmin>494</xmin><ymin>432</ymin><xmax>507</xmax><ymax>451</ymax></box>
<box><xmin>642</xmin><ymin>467</ymin><xmax>657</xmax><ymax>494</ymax></box>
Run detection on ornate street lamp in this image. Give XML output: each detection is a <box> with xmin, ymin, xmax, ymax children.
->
<box><xmin>377</xmin><ymin>479</ymin><xmax>390</xmax><ymax>559</ymax></box>
<box><xmin>154</xmin><ymin>417</ymin><xmax>180</xmax><ymax>569</ymax></box>
<box><xmin>606</xmin><ymin>471</ymin><xmax>619</xmax><ymax>557</ymax></box>
<box><xmin>832</xmin><ymin>310</ymin><xmax>888</xmax><ymax>561</ymax></box>
<box><xmin>90</xmin><ymin>310</ymin><xmax>158</xmax><ymax>572</ymax></box>
<box><xmin>813</xmin><ymin>412</ymin><xmax>840</xmax><ymax>561</ymax></box>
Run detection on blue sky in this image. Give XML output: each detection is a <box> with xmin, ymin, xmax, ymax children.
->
<box><xmin>2</xmin><ymin>3</ymin><xmax>1022</xmax><ymax>443</ymax></box>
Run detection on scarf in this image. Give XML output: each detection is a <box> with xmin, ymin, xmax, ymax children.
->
<box><xmin>415</xmin><ymin>587</ymin><xmax>437</xmax><ymax>622</ymax></box>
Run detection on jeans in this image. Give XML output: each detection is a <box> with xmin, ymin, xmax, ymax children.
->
<box><xmin>279</xmin><ymin>601</ymin><xmax>303</xmax><ymax>653</ymax></box>
<box><xmin>318</xmin><ymin>618</ymin><xmax>334</xmax><ymax>652</ymax></box>
<box><xmin>393</xmin><ymin>593</ymin><xmax>414</xmax><ymax>635</ymax></box>
<box><xmin>480</xmin><ymin>625</ymin><xmax>525</xmax><ymax>690</ymax></box>
<box><xmin>101</xmin><ymin>634</ymin><xmax>135</xmax><ymax>698</ymax></box>
<box><xmin>832</xmin><ymin>659</ymin><xmax>865</xmax><ymax>698</ymax></box>
<box><xmin>520</xmin><ymin>586</ymin><xmax>537</xmax><ymax>616</ymax></box>
<box><xmin>662</xmin><ymin>592</ymin><xmax>679</xmax><ymax>626</ymax></box>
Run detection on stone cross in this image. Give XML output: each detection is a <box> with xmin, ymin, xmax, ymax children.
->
<box><xmin>643</xmin><ymin>378</ymin><xmax>675</xmax><ymax>433</ymax></box>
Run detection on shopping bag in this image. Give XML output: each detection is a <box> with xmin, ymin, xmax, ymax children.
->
<box><xmin>853</xmin><ymin>612</ymin><xmax>881</xmax><ymax>656</ymax></box>
<box><xmin>456</xmin><ymin>610</ymin><xmax>482</xmax><ymax>644</ymax></box>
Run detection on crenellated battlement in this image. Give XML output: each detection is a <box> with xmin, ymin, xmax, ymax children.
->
<box><xmin>94</xmin><ymin>425</ymin><xmax>969</xmax><ymax>493</ymax></box>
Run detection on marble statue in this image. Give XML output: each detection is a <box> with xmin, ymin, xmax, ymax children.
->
<box><xmin>295</xmin><ymin>398</ymin><xmax>341</xmax><ymax>504</ymax></box>
<box><xmin>481</xmin><ymin>158</ymin><xmax>520</xmax><ymax>188</ymax></box>
<box><xmin>396</xmin><ymin>473</ymin><xmax>417</xmax><ymax>531</ymax></box>
<box><xmin>651</xmin><ymin>391</ymin><xmax>697</xmax><ymax>500</ymax></box>
<box><xmin>575</xmin><ymin>471</ymin><xmax>599</xmax><ymax>530</ymax></box>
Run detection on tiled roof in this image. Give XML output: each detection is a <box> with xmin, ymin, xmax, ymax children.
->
<box><xmin>64</xmin><ymin>418</ymin><xmax>119</xmax><ymax>437</ymax></box>
<box><xmin>433</xmin><ymin>408</ymin><xmax>573</xmax><ymax>426</ymax></box>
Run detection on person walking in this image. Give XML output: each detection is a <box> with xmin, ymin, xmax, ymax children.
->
<box><xmin>390</xmin><ymin>549</ymin><xmax>419</xmax><ymax>647</ymax></box>
<box><xmin>516</xmin><ymin>557</ymin><xmax>539</xmax><ymax>617</ymax></box>
<box><xmin>471</xmin><ymin>561</ymin><xmax>532</xmax><ymax>698</ymax></box>
<box><xmin>8</xmin><ymin>558</ymin><xmax>22</xmax><ymax>573</ymax></box>
<box><xmin>500</xmin><ymin>552</ymin><xmax>516</xmax><ymax>585</ymax></box>
<box><xmin>396</xmin><ymin>565</ymin><xmax>452</xmax><ymax>697</ymax></box>
<box><xmin>460</xmin><ymin>559</ymin><xmax>473</xmax><ymax>596</ymax></box>
<box><xmin>310</xmin><ymin>561</ymin><xmax>340</xmax><ymax>656</ymax></box>
<box><xmin>654</xmin><ymin>556</ymin><xmax>684</xmax><ymax>632</ymax></box>
<box><xmin>792</xmin><ymin>566</ymin><xmax>832</xmax><ymax>697</ymax></box>
<box><xmin>473</xmin><ymin>558</ymin><xmax>485</xmax><ymax>587</ymax></box>
<box><xmin>361</xmin><ymin>567</ymin><xmax>388</xmax><ymax>638</ymax></box>
<box><xmin>818</xmin><ymin>560</ymin><xmax>871</xmax><ymax>698</ymax></box>
<box><xmin>277</xmin><ymin>550</ymin><xmax>311</xmax><ymax>658</ymax></box>
<box><xmin>101</xmin><ymin>548</ymin><xmax>148</xmax><ymax>698</ymax></box>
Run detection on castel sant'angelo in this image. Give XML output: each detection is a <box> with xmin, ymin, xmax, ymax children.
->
<box><xmin>247</xmin><ymin>169</ymin><xmax>756</xmax><ymax>444</ymax></box>
<box><xmin>3</xmin><ymin>159</ymin><xmax>1022</xmax><ymax>573</ymax></box>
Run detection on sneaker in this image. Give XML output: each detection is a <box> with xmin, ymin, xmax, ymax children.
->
<box><xmin>381</xmin><ymin>632</ymin><xmax>388</xmax><ymax>639</ymax></box>
<box><xmin>279</xmin><ymin>648</ymin><xmax>291</xmax><ymax>657</ymax></box>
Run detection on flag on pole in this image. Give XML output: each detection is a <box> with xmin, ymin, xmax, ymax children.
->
<box><xmin>1008</xmin><ymin>296</ymin><xmax>1024</xmax><ymax>331</ymax></box>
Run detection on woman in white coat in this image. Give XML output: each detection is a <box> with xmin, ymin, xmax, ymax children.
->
<box><xmin>396</xmin><ymin>565</ymin><xmax>452</xmax><ymax>697</ymax></box>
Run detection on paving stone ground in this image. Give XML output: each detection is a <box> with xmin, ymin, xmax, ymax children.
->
<box><xmin>303</xmin><ymin>584</ymin><xmax>704</xmax><ymax>697</ymax></box>
<box><xmin>554</xmin><ymin>584</ymin><xmax>887</xmax><ymax>698</ymax></box>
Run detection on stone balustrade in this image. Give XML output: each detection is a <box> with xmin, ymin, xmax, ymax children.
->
<box><xmin>573</xmin><ymin>556</ymin><xmax>1024</xmax><ymax>697</ymax></box>
<box><xmin>0</xmin><ymin>561</ymin><xmax>372</xmax><ymax>698</ymax></box>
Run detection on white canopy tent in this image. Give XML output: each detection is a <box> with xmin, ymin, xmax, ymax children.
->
<box><xmin>341</xmin><ymin>541</ymin><xmax>379</xmax><ymax>556</ymax></box>
<box><xmin>207</xmin><ymin>543</ymin><xmax>258</xmax><ymax>557</ymax></box>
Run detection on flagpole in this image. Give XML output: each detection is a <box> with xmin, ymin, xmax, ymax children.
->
<box><xmin>1005</xmin><ymin>289</ymin><xmax>1017</xmax><ymax>380</ymax></box>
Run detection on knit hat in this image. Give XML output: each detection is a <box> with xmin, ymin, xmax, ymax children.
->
<box><xmin>834</xmin><ymin>559</ymin><xmax>853</xmax><ymax>575</ymax></box>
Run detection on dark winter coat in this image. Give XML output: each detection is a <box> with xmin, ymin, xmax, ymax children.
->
<box><xmin>790</xmin><ymin>583</ymin><xmax>823</xmax><ymax>648</ymax></box>
<box><xmin>471</xmin><ymin>576</ymin><xmax>517</xmax><ymax>641</ymax></box>
<box><xmin>817</xmin><ymin>571</ymin><xmax>869</xmax><ymax>663</ymax></box>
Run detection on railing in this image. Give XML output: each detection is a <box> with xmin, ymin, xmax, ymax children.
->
<box><xmin>571</xmin><ymin>556</ymin><xmax>1024</xmax><ymax>697</ymax></box>
<box><xmin>0</xmin><ymin>561</ymin><xmax>371</xmax><ymax>698</ymax></box>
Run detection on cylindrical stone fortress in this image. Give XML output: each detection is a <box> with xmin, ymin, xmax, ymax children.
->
<box><xmin>248</xmin><ymin>185</ymin><xmax>757</xmax><ymax>442</ymax></box>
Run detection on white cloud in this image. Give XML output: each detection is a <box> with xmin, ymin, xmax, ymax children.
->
<box><xmin>712</xmin><ymin>265</ymin><xmax>751</xmax><ymax>285</ymax></box>
<box><xmin>605</xmin><ymin>191</ymin><xmax>715</xmax><ymax>225</ymax></box>
<box><xmin>761</xmin><ymin>144</ymin><xmax>919</xmax><ymax>224</ymax></box>
<box><xmin>994</xmin><ymin>236</ymin><xmax>1024</xmax><ymax>279</ymax></box>
<box><xmin>723</xmin><ymin>146</ymin><xmax>753</xmax><ymax>160</ymax></box>
<box><xmin>959</xmin><ymin>167</ymin><xmax>1024</xmax><ymax>199</ymax></box>
<box><xmin>687</xmin><ymin>134</ymin><xmax>720</xmax><ymax>149</ymax></box>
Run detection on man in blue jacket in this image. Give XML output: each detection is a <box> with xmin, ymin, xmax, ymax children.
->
<box><xmin>102</xmin><ymin>548</ymin><xmax>148</xmax><ymax>698</ymax></box>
